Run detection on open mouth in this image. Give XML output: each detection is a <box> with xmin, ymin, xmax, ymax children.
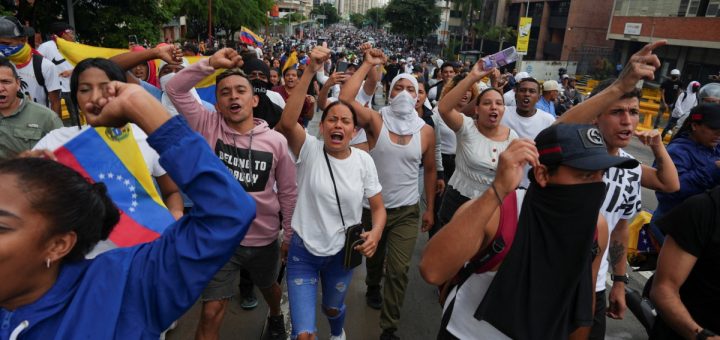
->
<box><xmin>229</xmin><ymin>103</ymin><xmax>241</xmax><ymax>112</ymax></box>
<box><xmin>488</xmin><ymin>112</ymin><xmax>499</xmax><ymax>123</ymax></box>
<box><xmin>522</xmin><ymin>98</ymin><xmax>531</xmax><ymax>105</ymax></box>
<box><xmin>330</xmin><ymin>131</ymin><xmax>344</xmax><ymax>142</ymax></box>
<box><xmin>0</xmin><ymin>95</ymin><xmax>6</xmax><ymax>103</ymax></box>
<box><xmin>617</xmin><ymin>130</ymin><xmax>632</xmax><ymax>140</ymax></box>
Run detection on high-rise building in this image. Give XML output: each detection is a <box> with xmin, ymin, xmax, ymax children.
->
<box><xmin>277</xmin><ymin>0</ymin><xmax>314</xmax><ymax>19</ymax></box>
<box><xmin>336</xmin><ymin>0</ymin><xmax>388</xmax><ymax>18</ymax></box>
<box><xmin>607</xmin><ymin>0</ymin><xmax>720</xmax><ymax>82</ymax></box>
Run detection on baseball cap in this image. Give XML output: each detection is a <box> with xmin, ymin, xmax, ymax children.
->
<box><xmin>562</xmin><ymin>74</ymin><xmax>569</xmax><ymax>79</ymax></box>
<box><xmin>0</xmin><ymin>16</ymin><xmax>25</xmax><ymax>39</ymax></box>
<box><xmin>514</xmin><ymin>71</ymin><xmax>530</xmax><ymax>83</ymax></box>
<box><xmin>670</xmin><ymin>69</ymin><xmax>680</xmax><ymax>76</ymax></box>
<box><xmin>688</xmin><ymin>104</ymin><xmax>720</xmax><ymax>129</ymax></box>
<box><xmin>535</xmin><ymin>124</ymin><xmax>639</xmax><ymax>171</ymax></box>
<box><xmin>543</xmin><ymin>80</ymin><xmax>560</xmax><ymax>92</ymax></box>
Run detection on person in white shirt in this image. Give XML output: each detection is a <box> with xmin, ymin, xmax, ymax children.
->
<box><xmin>503</xmin><ymin>71</ymin><xmax>530</xmax><ymax>106</ymax></box>
<box><xmin>37</xmin><ymin>22</ymin><xmax>77</xmax><ymax>124</ymax></box>
<box><xmin>274</xmin><ymin>46</ymin><xmax>386</xmax><ymax>340</ymax></box>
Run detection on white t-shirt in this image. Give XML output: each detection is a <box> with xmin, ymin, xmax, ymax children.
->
<box><xmin>500</xmin><ymin>106</ymin><xmax>554</xmax><ymax>187</ymax></box>
<box><xmin>33</xmin><ymin>124</ymin><xmax>166</xmax><ymax>178</ymax></box>
<box><xmin>500</xmin><ymin>106</ymin><xmax>555</xmax><ymax>140</ymax></box>
<box><xmin>449</xmin><ymin>115</ymin><xmax>518</xmax><ymax>199</ymax></box>
<box><xmin>503</xmin><ymin>89</ymin><xmax>516</xmax><ymax>106</ymax></box>
<box><xmin>597</xmin><ymin>149</ymin><xmax>642</xmax><ymax>292</ymax></box>
<box><xmin>37</xmin><ymin>41</ymin><xmax>73</xmax><ymax>93</ymax></box>
<box><xmin>14</xmin><ymin>56</ymin><xmax>62</xmax><ymax>108</ymax></box>
<box><xmin>291</xmin><ymin>134</ymin><xmax>382</xmax><ymax>256</ymax></box>
<box><xmin>432</xmin><ymin>107</ymin><xmax>457</xmax><ymax>155</ymax></box>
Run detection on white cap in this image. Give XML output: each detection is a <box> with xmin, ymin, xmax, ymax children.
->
<box><xmin>562</xmin><ymin>74</ymin><xmax>569</xmax><ymax>79</ymax></box>
<box><xmin>670</xmin><ymin>69</ymin><xmax>680</xmax><ymax>76</ymax></box>
<box><xmin>436</xmin><ymin>58</ymin><xmax>444</xmax><ymax>68</ymax></box>
<box><xmin>514</xmin><ymin>71</ymin><xmax>530</xmax><ymax>83</ymax></box>
<box><xmin>400</xmin><ymin>58</ymin><xmax>406</xmax><ymax>63</ymax></box>
<box><xmin>543</xmin><ymin>80</ymin><xmax>560</xmax><ymax>92</ymax></box>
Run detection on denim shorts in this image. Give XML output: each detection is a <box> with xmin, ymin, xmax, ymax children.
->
<box><xmin>286</xmin><ymin>234</ymin><xmax>353</xmax><ymax>338</ymax></box>
<box><xmin>201</xmin><ymin>240</ymin><xmax>280</xmax><ymax>301</ymax></box>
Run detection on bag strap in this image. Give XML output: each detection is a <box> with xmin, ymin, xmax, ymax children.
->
<box><xmin>32</xmin><ymin>54</ymin><xmax>48</xmax><ymax>105</ymax></box>
<box><xmin>323</xmin><ymin>149</ymin><xmax>346</xmax><ymax>227</ymax></box>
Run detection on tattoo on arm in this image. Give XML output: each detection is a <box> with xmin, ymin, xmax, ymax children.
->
<box><xmin>609</xmin><ymin>241</ymin><xmax>626</xmax><ymax>273</ymax></box>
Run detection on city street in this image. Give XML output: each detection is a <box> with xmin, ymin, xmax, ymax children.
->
<box><xmin>167</xmin><ymin>93</ymin><xmax>657</xmax><ymax>340</ymax></box>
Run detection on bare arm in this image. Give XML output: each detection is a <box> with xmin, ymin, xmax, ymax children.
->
<box><xmin>363</xmin><ymin>64</ymin><xmax>381</xmax><ymax>97</ymax></box>
<box><xmin>571</xmin><ymin>214</ymin><xmax>609</xmax><ymax>339</ymax></box>
<box><xmin>157</xmin><ymin>174</ymin><xmax>184</xmax><ymax>220</ymax></box>
<box><xmin>607</xmin><ymin>218</ymin><xmax>629</xmax><ymax>320</ymax></box>
<box><xmin>421</xmin><ymin>126</ymin><xmax>437</xmax><ymax>232</ymax></box>
<box><xmin>339</xmin><ymin>57</ymin><xmax>383</xmax><ymax>135</ymax></box>
<box><xmin>420</xmin><ymin>139</ymin><xmax>539</xmax><ymax>285</ymax></box>
<box><xmin>356</xmin><ymin>193</ymin><xmax>387</xmax><ymax>258</ymax></box>
<box><xmin>275</xmin><ymin>47</ymin><xmax>331</xmax><ymax>157</ymax></box>
<box><xmin>438</xmin><ymin>60</ymin><xmax>493</xmax><ymax>131</ymax></box>
<box><xmin>557</xmin><ymin>40</ymin><xmax>666</xmax><ymax>125</ymax></box>
<box><xmin>635</xmin><ymin>130</ymin><xmax>680</xmax><ymax>192</ymax></box>
<box><xmin>109</xmin><ymin>45</ymin><xmax>183</xmax><ymax>71</ymax></box>
<box><xmin>650</xmin><ymin>236</ymin><xmax>703</xmax><ymax>339</ymax></box>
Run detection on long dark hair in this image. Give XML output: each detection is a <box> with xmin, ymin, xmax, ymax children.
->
<box><xmin>0</xmin><ymin>158</ymin><xmax>120</xmax><ymax>261</ymax></box>
<box><xmin>70</xmin><ymin>58</ymin><xmax>127</xmax><ymax>112</ymax></box>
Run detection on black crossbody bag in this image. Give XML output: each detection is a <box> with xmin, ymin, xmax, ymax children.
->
<box><xmin>323</xmin><ymin>149</ymin><xmax>364</xmax><ymax>269</ymax></box>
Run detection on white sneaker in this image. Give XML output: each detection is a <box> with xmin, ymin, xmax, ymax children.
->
<box><xmin>329</xmin><ymin>329</ymin><xmax>346</xmax><ymax>340</ymax></box>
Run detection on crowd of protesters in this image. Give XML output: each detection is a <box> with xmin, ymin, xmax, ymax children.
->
<box><xmin>1</xmin><ymin>15</ymin><xmax>719</xmax><ymax>340</ymax></box>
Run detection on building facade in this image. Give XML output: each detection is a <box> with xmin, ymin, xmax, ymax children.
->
<box><xmin>607</xmin><ymin>0</ymin><xmax>720</xmax><ymax>83</ymax></box>
<box><xmin>336</xmin><ymin>0</ymin><xmax>387</xmax><ymax>18</ymax></box>
<box><xmin>277</xmin><ymin>0</ymin><xmax>314</xmax><ymax>19</ymax></box>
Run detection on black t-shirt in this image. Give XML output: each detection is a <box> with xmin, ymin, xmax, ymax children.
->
<box><xmin>657</xmin><ymin>187</ymin><xmax>720</xmax><ymax>332</ymax></box>
<box><xmin>660</xmin><ymin>79</ymin><xmax>683</xmax><ymax>105</ymax></box>
<box><xmin>384</xmin><ymin>64</ymin><xmax>400</xmax><ymax>83</ymax></box>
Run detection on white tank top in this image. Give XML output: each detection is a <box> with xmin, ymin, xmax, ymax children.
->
<box><xmin>367</xmin><ymin>123</ymin><xmax>422</xmax><ymax>209</ymax></box>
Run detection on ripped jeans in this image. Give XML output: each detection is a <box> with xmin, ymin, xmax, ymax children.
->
<box><xmin>286</xmin><ymin>234</ymin><xmax>353</xmax><ymax>338</ymax></box>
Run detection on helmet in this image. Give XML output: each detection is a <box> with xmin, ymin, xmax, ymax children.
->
<box><xmin>0</xmin><ymin>16</ymin><xmax>24</xmax><ymax>38</ymax></box>
<box><xmin>698</xmin><ymin>83</ymin><xmax>720</xmax><ymax>102</ymax></box>
<box><xmin>670</xmin><ymin>69</ymin><xmax>681</xmax><ymax>76</ymax></box>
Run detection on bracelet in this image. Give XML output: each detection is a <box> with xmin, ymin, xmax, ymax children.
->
<box><xmin>490</xmin><ymin>183</ymin><xmax>504</xmax><ymax>205</ymax></box>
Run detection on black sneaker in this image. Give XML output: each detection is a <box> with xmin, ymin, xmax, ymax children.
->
<box><xmin>380</xmin><ymin>329</ymin><xmax>399</xmax><ymax>340</ymax></box>
<box><xmin>366</xmin><ymin>287</ymin><xmax>383</xmax><ymax>310</ymax></box>
<box><xmin>267</xmin><ymin>314</ymin><xmax>286</xmax><ymax>340</ymax></box>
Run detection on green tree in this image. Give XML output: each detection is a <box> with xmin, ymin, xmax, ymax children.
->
<box><xmin>349</xmin><ymin>13</ymin><xmax>365</xmax><ymax>29</ymax></box>
<box><xmin>385</xmin><ymin>0</ymin><xmax>440</xmax><ymax>43</ymax></box>
<box><xmin>310</xmin><ymin>3</ymin><xmax>340</xmax><ymax>26</ymax></box>
<box><xmin>168</xmin><ymin>0</ymin><xmax>273</xmax><ymax>43</ymax></box>
<box><xmin>365</xmin><ymin>7</ymin><xmax>385</xmax><ymax>28</ymax></box>
<box><xmin>280</xmin><ymin>12</ymin><xmax>306</xmax><ymax>25</ymax></box>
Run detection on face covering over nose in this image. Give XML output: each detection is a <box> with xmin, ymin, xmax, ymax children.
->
<box><xmin>0</xmin><ymin>43</ymin><xmax>31</xmax><ymax>65</ymax></box>
<box><xmin>379</xmin><ymin>73</ymin><xmax>426</xmax><ymax>135</ymax></box>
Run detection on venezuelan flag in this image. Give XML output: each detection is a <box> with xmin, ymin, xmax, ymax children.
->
<box><xmin>240</xmin><ymin>26</ymin><xmax>264</xmax><ymax>47</ymax></box>
<box><xmin>55</xmin><ymin>38</ymin><xmax>221</xmax><ymax>104</ymax></box>
<box><xmin>54</xmin><ymin>125</ymin><xmax>175</xmax><ymax>247</ymax></box>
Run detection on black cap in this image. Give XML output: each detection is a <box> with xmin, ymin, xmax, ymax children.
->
<box><xmin>689</xmin><ymin>103</ymin><xmax>720</xmax><ymax>129</ymax></box>
<box><xmin>242</xmin><ymin>58</ymin><xmax>271</xmax><ymax>81</ymax></box>
<box><xmin>535</xmin><ymin>124</ymin><xmax>639</xmax><ymax>171</ymax></box>
<box><xmin>0</xmin><ymin>16</ymin><xmax>24</xmax><ymax>38</ymax></box>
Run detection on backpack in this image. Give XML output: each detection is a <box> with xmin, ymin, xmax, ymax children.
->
<box><xmin>32</xmin><ymin>54</ymin><xmax>49</xmax><ymax>106</ymax></box>
<box><xmin>438</xmin><ymin>190</ymin><xmax>519</xmax><ymax>308</ymax></box>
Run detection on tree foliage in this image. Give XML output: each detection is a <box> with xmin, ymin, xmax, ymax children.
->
<box><xmin>385</xmin><ymin>0</ymin><xmax>439</xmax><ymax>42</ymax></box>
<box><xmin>168</xmin><ymin>0</ymin><xmax>273</xmax><ymax>42</ymax></box>
<box><xmin>365</xmin><ymin>7</ymin><xmax>386</xmax><ymax>28</ymax></box>
<box><xmin>310</xmin><ymin>3</ymin><xmax>340</xmax><ymax>26</ymax></box>
<box><xmin>349</xmin><ymin>13</ymin><xmax>364</xmax><ymax>29</ymax></box>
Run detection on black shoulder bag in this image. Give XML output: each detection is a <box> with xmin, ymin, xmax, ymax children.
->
<box><xmin>323</xmin><ymin>149</ymin><xmax>365</xmax><ymax>269</ymax></box>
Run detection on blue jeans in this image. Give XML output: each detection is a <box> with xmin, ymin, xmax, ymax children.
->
<box><xmin>287</xmin><ymin>234</ymin><xmax>353</xmax><ymax>338</ymax></box>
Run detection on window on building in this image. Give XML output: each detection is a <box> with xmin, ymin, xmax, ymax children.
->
<box><xmin>550</xmin><ymin>0</ymin><xmax>571</xmax><ymax>17</ymax></box>
<box><xmin>706</xmin><ymin>0</ymin><xmax>720</xmax><ymax>16</ymax></box>
<box><xmin>678</xmin><ymin>0</ymin><xmax>690</xmax><ymax>16</ymax></box>
<box><xmin>686</xmin><ymin>0</ymin><xmax>701</xmax><ymax>16</ymax></box>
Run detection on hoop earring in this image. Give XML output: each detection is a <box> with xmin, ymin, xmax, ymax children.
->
<box><xmin>46</xmin><ymin>258</ymin><xmax>51</xmax><ymax>269</ymax></box>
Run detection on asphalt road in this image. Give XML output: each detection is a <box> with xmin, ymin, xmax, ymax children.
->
<box><xmin>167</xmin><ymin>93</ymin><xmax>658</xmax><ymax>340</ymax></box>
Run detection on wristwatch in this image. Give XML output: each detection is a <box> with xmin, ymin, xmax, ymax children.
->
<box><xmin>697</xmin><ymin>328</ymin><xmax>717</xmax><ymax>340</ymax></box>
<box><xmin>611</xmin><ymin>274</ymin><xmax>629</xmax><ymax>284</ymax></box>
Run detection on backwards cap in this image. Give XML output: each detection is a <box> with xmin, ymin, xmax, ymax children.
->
<box><xmin>535</xmin><ymin>123</ymin><xmax>639</xmax><ymax>171</ymax></box>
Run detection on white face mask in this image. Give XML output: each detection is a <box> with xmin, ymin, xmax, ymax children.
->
<box><xmin>159</xmin><ymin>72</ymin><xmax>175</xmax><ymax>92</ymax></box>
<box><xmin>389</xmin><ymin>90</ymin><xmax>417</xmax><ymax>116</ymax></box>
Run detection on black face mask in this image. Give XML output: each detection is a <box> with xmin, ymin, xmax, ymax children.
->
<box><xmin>475</xmin><ymin>181</ymin><xmax>607</xmax><ymax>339</ymax></box>
<box><xmin>250</xmin><ymin>78</ymin><xmax>273</xmax><ymax>93</ymax></box>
